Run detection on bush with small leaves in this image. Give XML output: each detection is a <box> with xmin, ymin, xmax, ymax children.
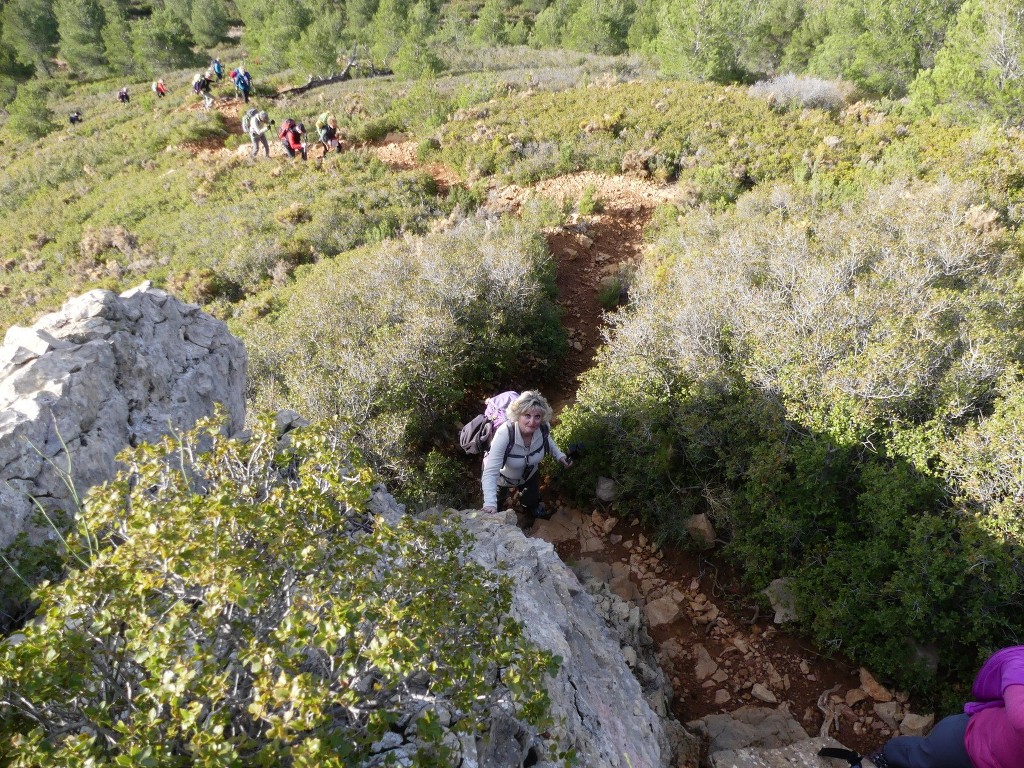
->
<box><xmin>555</xmin><ymin>177</ymin><xmax>1024</xmax><ymax>698</ymax></box>
<box><xmin>748</xmin><ymin>73</ymin><xmax>852</xmax><ymax>112</ymax></box>
<box><xmin>0</xmin><ymin>412</ymin><xmax>557</xmax><ymax>765</ymax></box>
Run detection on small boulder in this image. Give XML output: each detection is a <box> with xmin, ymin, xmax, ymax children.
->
<box><xmin>685</xmin><ymin>513</ymin><xmax>716</xmax><ymax>549</ymax></box>
<box><xmin>763</xmin><ymin>578</ymin><xmax>799</xmax><ymax>624</ymax></box>
<box><xmin>596</xmin><ymin>476</ymin><xmax>616</xmax><ymax>503</ymax></box>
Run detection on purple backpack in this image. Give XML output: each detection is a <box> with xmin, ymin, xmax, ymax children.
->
<box><xmin>459</xmin><ymin>391</ymin><xmax>518</xmax><ymax>455</ymax></box>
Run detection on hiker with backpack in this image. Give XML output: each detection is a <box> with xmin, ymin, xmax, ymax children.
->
<box><xmin>860</xmin><ymin>645</ymin><xmax>1024</xmax><ymax>768</ymax></box>
<box><xmin>245</xmin><ymin>109</ymin><xmax>273</xmax><ymax>159</ymax></box>
<box><xmin>193</xmin><ymin>72</ymin><xmax>214</xmax><ymax>109</ymax></box>
<box><xmin>117</xmin><ymin>87</ymin><xmax>129</xmax><ymax>104</ymax></box>
<box><xmin>211</xmin><ymin>58</ymin><xmax>223</xmax><ymax>81</ymax></box>
<box><xmin>279</xmin><ymin>119</ymin><xmax>307</xmax><ymax>160</ymax></box>
<box><xmin>231</xmin><ymin>66</ymin><xmax>252</xmax><ymax>103</ymax></box>
<box><xmin>315</xmin><ymin>112</ymin><xmax>342</xmax><ymax>156</ymax></box>
<box><xmin>152</xmin><ymin>79</ymin><xmax>169</xmax><ymax>98</ymax></box>
<box><xmin>68</xmin><ymin>111</ymin><xmax>83</xmax><ymax>125</ymax></box>
<box><xmin>480</xmin><ymin>390</ymin><xmax>572</xmax><ymax>520</ymax></box>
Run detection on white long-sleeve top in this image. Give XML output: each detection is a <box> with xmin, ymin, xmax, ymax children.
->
<box><xmin>250</xmin><ymin>114</ymin><xmax>269</xmax><ymax>137</ymax></box>
<box><xmin>481</xmin><ymin>422</ymin><xmax>566</xmax><ymax>509</ymax></box>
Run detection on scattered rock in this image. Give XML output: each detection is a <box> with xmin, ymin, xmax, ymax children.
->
<box><xmin>596</xmin><ymin>476</ymin><xmax>616</xmax><ymax>503</ymax></box>
<box><xmin>695</xmin><ymin>644</ymin><xmax>720</xmax><ymax>681</ymax></box>
<box><xmin>859</xmin><ymin>668</ymin><xmax>894</xmax><ymax>703</ymax></box>
<box><xmin>645</xmin><ymin>595</ymin><xmax>681</xmax><ymax>628</ymax></box>
<box><xmin>750</xmin><ymin>684</ymin><xmax>778</xmax><ymax>704</ymax></box>
<box><xmin>685</xmin><ymin>513</ymin><xmax>716</xmax><ymax>549</ymax></box>
<box><xmin>900</xmin><ymin>712</ymin><xmax>934</xmax><ymax>736</ymax></box>
<box><xmin>763</xmin><ymin>578</ymin><xmax>799</xmax><ymax>624</ymax></box>
<box><xmin>873</xmin><ymin>701</ymin><xmax>901</xmax><ymax>731</ymax></box>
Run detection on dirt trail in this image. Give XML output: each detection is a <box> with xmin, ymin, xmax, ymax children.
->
<box><xmin>363</xmin><ymin>139</ymin><xmax>895</xmax><ymax>755</ymax></box>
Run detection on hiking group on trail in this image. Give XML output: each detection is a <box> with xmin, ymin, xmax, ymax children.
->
<box><xmin>230</xmin><ymin>66</ymin><xmax>252</xmax><ymax>103</ymax></box>
<box><xmin>192</xmin><ymin>71</ymin><xmax>214</xmax><ymax>109</ymax></box>
<box><xmin>189</xmin><ymin>63</ymin><xmax>251</xmax><ymax>109</ymax></box>
<box><xmin>315</xmin><ymin>112</ymin><xmax>342</xmax><ymax>156</ymax></box>
<box><xmin>279</xmin><ymin>118</ymin><xmax>307</xmax><ymax>160</ymax></box>
<box><xmin>241</xmin><ymin>107</ymin><xmax>351</xmax><ymax>161</ymax></box>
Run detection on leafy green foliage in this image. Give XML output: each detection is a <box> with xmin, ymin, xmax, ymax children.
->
<box><xmin>556</xmin><ymin>177</ymin><xmax>1024</xmax><ymax>697</ymax></box>
<box><xmin>3</xmin><ymin>78</ymin><xmax>56</xmax><ymax>139</ymax></box>
<box><xmin>0</xmin><ymin>0</ymin><xmax>59</xmax><ymax>77</ymax></box>
<box><xmin>53</xmin><ymin>0</ymin><xmax>107</xmax><ymax>73</ymax></box>
<box><xmin>909</xmin><ymin>0</ymin><xmax>1024</xmax><ymax>123</ymax></box>
<box><xmin>0</xmin><ymin>414</ymin><xmax>556</xmax><ymax>765</ymax></box>
<box><xmin>131</xmin><ymin>8</ymin><xmax>197</xmax><ymax>73</ymax></box>
<box><xmin>244</xmin><ymin>218</ymin><xmax>566</xmax><ymax>492</ymax></box>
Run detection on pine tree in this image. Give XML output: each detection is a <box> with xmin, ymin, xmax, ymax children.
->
<box><xmin>909</xmin><ymin>0</ymin><xmax>1024</xmax><ymax>121</ymax></box>
<box><xmin>1</xmin><ymin>0</ymin><xmax>59</xmax><ymax>76</ymax></box>
<box><xmin>101</xmin><ymin>0</ymin><xmax>134</xmax><ymax>75</ymax></box>
<box><xmin>392</xmin><ymin>0</ymin><xmax>442</xmax><ymax>77</ymax></box>
<box><xmin>53</xmin><ymin>0</ymin><xmax>106</xmax><ymax>73</ymax></box>
<box><xmin>5</xmin><ymin>78</ymin><xmax>56</xmax><ymax>139</ymax></box>
<box><xmin>0</xmin><ymin>23</ymin><xmax>33</xmax><ymax>106</ymax></box>
<box><xmin>472</xmin><ymin>0</ymin><xmax>508</xmax><ymax>45</ymax></box>
<box><xmin>254</xmin><ymin>4</ymin><xmax>311</xmax><ymax>70</ymax></box>
<box><xmin>654</xmin><ymin>0</ymin><xmax>745</xmax><ymax>81</ymax></box>
<box><xmin>293</xmin><ymin>8</ymin><xmax>348</xmax><ymax>73</ymax></box>
<box><xmin>132</xmin><ymin>8</ymin><xmax>196</xmax><ymax>72</ymax></box>
<box><xmin>529</xmin><ymin>0</ymin><xmax>576</xmax><ymax>48</ymax></box>
<box><xmin>563</xmin><ymin>0</ymin><xmax>631</xmax><ymax>54</ymax></box>
<box><xmin>191</xmin><ymin>0</ymin><xmax>229</xmax><ymax>48</ymax></box>
<box><xmin>368</xmin><ymin>0</ymin><xmax>410</xmax><ymax>65</ymax></box>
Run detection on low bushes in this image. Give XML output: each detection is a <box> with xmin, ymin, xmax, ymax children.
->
<box><xmin>242</xmin><ymin>217</ymin><xmax>566</xmax><ymax>500</ymax></box>
<box><xmin>0</xmin><ymin>414</ymin><xmax>556</xmax><ymax>766</ymax></box>
<box><xmin>556</xmin><ymin>178</ymin><xmax>1024</xmax><ymax>699</ymax></box>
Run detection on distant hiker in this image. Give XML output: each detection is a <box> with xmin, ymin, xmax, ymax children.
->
<box><xmin>192</xmin><ymin>72</ymin><xmax>214</xmax><ymax>109</ymax></box>
<box><xmin>247</xmin><ymin>109</ymin><xmax>272</xmax><ymax>159</ymax></box>
<box><xmin>231</xmin><ymin>66</ymin><xmax>252</xmax><ymax>103</ymax></box>
<box><xmin>211</xmin><ymin>58</ymin><xmax>223</xmax><ymax>81</ymax></box>
<box><xmin>152</xmin><ymin>79</ymin><xmax>169</xmax><ymax>98</ymax></box>
<box><xmin>865</xmin><ymin>645</ymin><xmax>1024</xmax><ymax>768</ymax></box>
<box><xmin>117</xmin><ymin>87</ymin><xmax>129</xmax><ymax>104</ymax></box>
<box><xmin>68</xmin><ymin>111</ymin><xmax>83</xmax><ymax>125</ymax></box>
<box><xmin>279</xmin><ymin>118</ymin><xmax>307</xmax><ymax>160</ymax></box>
<box><xmin>315</xmin><ymin>112</ymin><xmax>342</xmax><ymax>156</ymax></box>
<box><xmin>480</xmin><ymin>390</ymin><xmax>572</xmax><ymax>521</ymax></box>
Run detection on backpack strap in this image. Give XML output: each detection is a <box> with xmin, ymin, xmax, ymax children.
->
<box><xmin>501</xmin><ymin>422</ymin><xmax>551</xmax><ymax>471</ymax></box>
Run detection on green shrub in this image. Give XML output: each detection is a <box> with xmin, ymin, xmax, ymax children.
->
<box><xmin>0</xmin><ymin>413</ymin><xmax>556</xmax><ymax>765</ymax></box>
<box><xmin>243</xmin><ymin>218</ymin><xmax>566</xmax><ymax>496</ymax></box>
<box><xmin>577</xmin><ymin>184</ymin><xmax>604</xmax><ymax>215</ymax></box>
<box><xmin>556</xmin><ymin>177</ymin><xmax>1024</xmax><ymax>698</ymax></box>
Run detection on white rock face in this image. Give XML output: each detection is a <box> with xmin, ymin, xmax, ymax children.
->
<box><xmin>461</xmin><ymin>509</ymin><xmax>697</xmax><ymax>768</ymax></box>
<box><xmin>0</xmin><ymin>284</ymin><xmax>246</xmax><ymax>555</ymax></box>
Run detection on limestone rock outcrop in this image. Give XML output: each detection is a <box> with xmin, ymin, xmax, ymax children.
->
<box><xmin>0</xmin><ymin>284</ymin><xmax>246</xmax><ymax>555</ymax></box>
<box><xmin>460</xmin><ymin>509</ymin><xmax>700</xmax><ymax>768</ymax></box>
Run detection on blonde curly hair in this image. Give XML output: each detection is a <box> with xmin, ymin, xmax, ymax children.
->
<box><xmin>505</xmin><ymin>390</ymin><xmax>553</xmax><ymax>424</ymax></box>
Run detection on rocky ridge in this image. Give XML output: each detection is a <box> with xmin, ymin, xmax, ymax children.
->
<box><xmin>0</xmin><ymin>283</ymin><xmax>246</xmax><ymax>558</ymax></box>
